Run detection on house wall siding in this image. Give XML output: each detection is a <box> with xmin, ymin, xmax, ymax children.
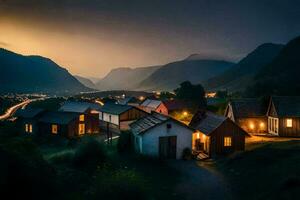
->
<box><xmin>237</xmin><ymin>117</ymin><xmax>268</xmax><ymax>134</ymax></box>
<box><xmin>138</xmin><ymin>121</ymin><xmax>193</xmax><ymax>159</ymax></box>
<box><xmin>278</xmin><ymin>117</ymin><xmax>300</xmax><ymax>137</ymax></box>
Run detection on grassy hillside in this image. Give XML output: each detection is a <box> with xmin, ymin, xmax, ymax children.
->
<box><xmin>215</xmin><ymin>139</ymin><xmax>300</xmax><ymax>200</ymax></box>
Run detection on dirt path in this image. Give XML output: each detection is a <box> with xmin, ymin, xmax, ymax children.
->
<box><xmin>168</xmin><ymin>160</ymin><xmax>233</xmax><ymax>200</ymax></box>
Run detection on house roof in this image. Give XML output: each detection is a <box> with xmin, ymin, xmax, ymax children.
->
<box><xmin>140</xmin><ymin>99</ymin><xmax>162</xmax><ymax>109</ymax></box>
<box><xmin>162</xmin><ymin>100</ymin><xmax>186</xmax><ymax>111</ymax></box>
<box><xmin>118</xmin><ymin>97</ymin><xmax>138</xmax><ymax>105</ymax></box>
<box><xmin>190</xmin><ymin>112</ymin><xmax>227</xmax><ymax>135</ymax></box>
<box><xmin>100</xmin><ymin>103</ymin><xmax>132</xmax><ymax>115</ymax></box>
<box><xmin>229</xmin><ymin>98</ymin><xmax>267</xmax><ymax>118</ymax></box>
<box><xmin>59</xmin><ymin>101</ymin><xmax>102</xmax><ymax>113</ymax></box>
<box><xmin>271</xmin><ymin>96</ymin><xmax>300</xmax><ymax>117</ymax></box>
<box><xmin>130</xmin><ymin>112</ymin><xmax>193</xmax><ymax>135</ymax></box>
<box><xmin>39</xmin><ymin>111</ymin><xmax>80</xmax><ymax>124</ymax></box>
<box><xmin>15</xmin><ymin>108</ymin><xmax>44</xmax><ymax>119</ymax></box>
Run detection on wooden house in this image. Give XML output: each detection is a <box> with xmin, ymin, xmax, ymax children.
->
<box><xmin>15</xmin><ymin>108</ymin><xmax>45</xmax><ymax>134</ymax></box>
<box><xmin>139</xmin><ymin>99</ymin><xmax>168</xmax><ymax>115</ymax></box>
<box><xmin>117</xmin><ymin>97</ymin><xmax>140</xmax><ymax>107</ymax></box>
<box><xmin>59</xmin><ymin>101</ymin><xmax>101</xmax><ymax>133</ymax></box>
<box><xmin>99</xmin><ymin>103</ymin><xmax>148</xmax><ymax>132</ymax></box>
<box><xmin>190</xmin><ymin>111</ymin><xmax>248</xmax><ymax>157</ymax></box>
<box><xmin>38</xmin><ymin>111</ymin><xmax>90</xmax><ymax>138</ymax></box>
<box><xmin>225</xmin><ymin>98</ymin><xmax>268</xmax><ymax>134</ymax></box>
<box><xmin>130</xmin><ymin>112</ymin><xmax>195</xmax><ymax>159</ymax></box>
<box><xmin>267</xmin><ymin>96</ymin><xmax>300</xmax><ymax>137</ymax></box>
<box><xmin>162</xmin><ymin>100</ymin><xmax>187</xmax><ymax>115</ymax></box>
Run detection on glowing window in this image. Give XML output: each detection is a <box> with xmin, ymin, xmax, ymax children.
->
<box><xmin>224</xmin><ymin>137</ymin><xmax>232</xmax><ymax>147</ymax></box>
<box><xmin>52</xmin><ymin>124</ymin><xmax>58</xmax><ymax>134</ymax></box>
<box><xmin>79</xmin><ymin>124</ymin><xmax>85</xmax><ymax>135</ymax></box>
<box><xmin>286</xmin><ymin>119</ymin><xmax>293</xmax><ymax>127</ymax></box>
<box><xmin>79</xmin><ymin>115</ymin><xmax>85</xmax><ymax>122</ymax></box>
<box><xmin>25</xmin><ymin>124</ymin><xmax>32</xmax><ymax>133</ymax></box>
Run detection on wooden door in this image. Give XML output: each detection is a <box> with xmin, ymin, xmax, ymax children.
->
<box><xmin>159</xmin><ymin>136</ymin><xmax>177</xmax><ymax>159</ymax></box>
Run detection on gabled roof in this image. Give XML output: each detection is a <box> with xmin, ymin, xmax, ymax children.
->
<box><xmin>59</xmin><ymin>101</ymin><xmax>102</xmax><ymax>113</ymax></box>
<box><xmin>162</xmin><ymin>100</ymin><xmax>186</xmax><ymax>111</ymax></box>
<box><xmin>118</xmin><ymin>97</ymin><xmax>138</xmax><ymax>105</ymax></box>
<box><xmin>100</xmin><ymin>103</ymin><xmax>132</xmax><ymax>115</ymax></box>
<box><xmin>270</xmin><ymin>96</ymin><xmax>300</xmax><ymax>117</ymax></box>
<box><xmin>15</xmin><ymin>108</ymin><xmax>44</xmax><ymax>119</ymax></box>
<box><xmin>140</xmin><ymin>99</ymin><xmax>162</xmax><ymax>109</ymax></box>
<box><xmin>39</xmin><ymin>111</ymin><xmax>80</xmax><ymax>124</ymax></box>
<box><xmin>130</xmin><ymin>112</ymin><xmax>193</xmax><ymax>135</ymax></box>
<box><xmin>190</xmin><ymin>112</ymin><xmax>227</xmax><ymax>135</ymax></box>
<box><xmin>229</xmin><ymin>98</ymin><xmax>267</xmax><ymax>118</ymax></box>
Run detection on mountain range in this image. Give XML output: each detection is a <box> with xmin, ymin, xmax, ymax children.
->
<box><xmin>0</xmin><ymin>48</ymin><xmax>89</xmax><ymax>94</ymax></box>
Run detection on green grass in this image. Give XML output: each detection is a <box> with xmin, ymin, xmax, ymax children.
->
<box><xmin>215</xmin><ymin>141</ymin><xmax>300</xmax><ymax>200</ymax></box>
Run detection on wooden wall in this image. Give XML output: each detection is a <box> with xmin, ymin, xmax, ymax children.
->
<box><xmin>209</xmin><ymin>119</ymin><xmax>246</xmax><ymax>156</ymax></box>
<box><xmin>279</xmin><ymin>117</ymin><xmax>300</xmax><ymax>137</ymax></box>
<box><xmin>237</xmin><ymin>117</ymin><xmax>268</xmax><ymax>134</ymax></box>
<box><xmin>120</xmin><ymin>107</ymin><xmax>148</xmax><ymax>122</ymax></box>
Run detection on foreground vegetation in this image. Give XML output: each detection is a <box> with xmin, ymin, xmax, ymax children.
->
<box><xmin>214</xmin><ymin>139</ymin><xmax>300</xmax><ymax>200</ymax></box>
<box><xmin>0</xmin><ymin>122</ymin><xmax>181</xmax><ymax>200</ymax></box>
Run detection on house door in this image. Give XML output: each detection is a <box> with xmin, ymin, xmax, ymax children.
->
<box><xmin>159</xmin><ymin>136</ymin><xmax>177</xmax><ymax>159</ymax></box>
<box><xmin>268</xmin><ymin>117</ymin><xmax>279</xmax><ymax>135</ymax></box>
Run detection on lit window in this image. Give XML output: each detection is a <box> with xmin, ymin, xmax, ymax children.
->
<box><xmin>79</xmin><ymin>124</ymin><xmax>85</xmax><ymax>135</ymax></box>
<box><xmin>25</xmin><ymin>124</ymin><xmax>32</xmax><ymax>133</ymax></box>
<box><xmin>286</xmin><ymin>119</ymin><xmax>293</xmax><ymax>127</ymax></box>
<box><xmin>52</xmin><ymin>124</ymin><xmax>58</xmax><ymax>134</ymax></box>
<box><xmin>224</xmin><ymin>137</ymin><xmax>232</xmax><ymax>147</ymax></box>
<box><xmin>79</xmin><ymin>114</ymin><xmax>85</xmax><ymax>122</ymax></box>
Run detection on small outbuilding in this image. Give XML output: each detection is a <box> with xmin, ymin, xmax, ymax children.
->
<box><xmin>130</xmin><ymin>112</ymin><xmax>195</xmax><ymax>159</ymax></box>
<box><xmin>190</xmin><ymin>111</ymin><xmax>249</xmax><ymax>157</ymax></box>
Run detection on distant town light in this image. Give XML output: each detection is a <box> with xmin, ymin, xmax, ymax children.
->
<box><xmin>95</xmin><ymin>100</ymin><xmax>104</xmax><ymax>106</ymax></box>
<box><xmin>139</xmin><ymin>96</ymin><xmax>145</xmax><ymax>101</ymax></box>
<box><xmin>183</xmin><ymin>111</ymin><xmax>188</xmax><ymax>116</ymax></box>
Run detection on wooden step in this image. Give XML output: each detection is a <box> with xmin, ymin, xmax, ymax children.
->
<box><xmin>197</xmin><ymin>152</ymin><xmax>209</xmax><ymax>160</ymax></box>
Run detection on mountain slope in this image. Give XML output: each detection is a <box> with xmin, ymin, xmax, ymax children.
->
<box><xmin>246</xmin><ymin>36</ymin><xmax>300</xmax><ymax>97</ymax></box>
<box><xmin>74</xmin><ymin>75</ymin><xmax>97</xmax><ymax>89</ymax></box>
<box><xmin>138</xmin><ymin>58</ymin><xmax>234</xmax><ymax>91</ymax></box>
<box><xmin>96</xmin><ymin>65</ymin><xmax>160</xmax><ymax>90</ymax></box>
<box><xmin>0</xmin><ymin>48</ymin><xmax>89</xmax><ymax>94</ymax></box>
<box><xmin>204</xmin><ymin>43</ymin><xmax>284</xmax><ymax>92</ymax></box>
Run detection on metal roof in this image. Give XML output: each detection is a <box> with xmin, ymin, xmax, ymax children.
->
<box><xmin>59</xmin><ymin>101</ymin><xmax>102</xmax><ymax>113</ymax></box>
<box><xmin>190</xmin><ymin>112</ymin><xmax>227</xmax><ymax>135</ymax></box>
<box><xmin>15</xmin><ymin>108</ymin><xmax>44</xmax><ymax>118</ymax></box>
<box><xmin>100</xmin><ymin>103</ymin><xmax>132</xmax><ymax>115</ymax></box>
<box><xmin>39</xmin><ymin>111</ymin><xmax>80</xmax><ymax>124</ymax></box>
<box><xmin>130</xmin><ymin>112</ymin><xmax>193</xmax><ymax>135</ymax></box>
<box><xmin>140</xmin><ymin>99</ymin><xmax>162</xmax><ymax>109</ymax></box>
<box><xmin>271</xmin><ymin>96</ymin><xmax>300</xmax><ymax>117</ymax></box>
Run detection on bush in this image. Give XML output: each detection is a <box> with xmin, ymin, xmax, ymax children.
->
<box><xmin>73</xmin><ymin>138</ymin><xmax>106</xmax><ymax>172</ymax></box>
<box><xmin>182</xmin><ymin>148</ymin><xmax>192</xmax><ymax>160</ymax></box>
<box><xmin>117</xmin><ymin>131</ymin><xmax>132</xmax><ymax>153</ymax></box>
<box><xmin>0</xmin><ymin>143</ymin><xmax>58</xmax><ymax>200</ymax></box>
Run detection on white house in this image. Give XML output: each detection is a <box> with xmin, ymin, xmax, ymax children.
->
<box><xmin>130</xmin><ymin>112</ymin><xmax>195</xmax><ymax>159</ymax></box>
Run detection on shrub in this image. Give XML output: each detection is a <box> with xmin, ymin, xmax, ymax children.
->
<box><xmin>73</xmin><ymin>138</ymin><xmax>106</xmax><ymax>172</ymax></box>
<box><xmin>117</xmin><ymin>131</ymin><xmax>132</xmax><ymax>153</ymax></box>
<box><xmin>182</xmin><ymin>148</ymin><xmax>192</xmax><ymax>160</ymax></box>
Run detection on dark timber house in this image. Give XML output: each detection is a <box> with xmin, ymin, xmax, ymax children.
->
<box><xmin>38</xmin><ymin>111</ymin><xmax>83</xmax><ymax>138</ymax></box>
<box><xmin>190</xmin><ymin>111</ymin><xmax>249</xmax><ymax>157</ymax></box>
<box><xmin>225</xmin><ymin>98</ymin><xmax>268</xmax><ymax>134</ymax></box>
<box><xmin>267</xmin><ymin>96</ymin><xmax>300</xmax><ymax>137</ymax></box>
<box><xmin>59</xmin><ymin>101</ymin><xmax>101</xmax><ymax>134</ymax></box>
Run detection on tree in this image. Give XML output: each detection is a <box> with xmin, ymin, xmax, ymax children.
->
<box><xmin>174</xmin><ymin>81</ymin><xmax>206</xmax><ymax>109</ymax></box>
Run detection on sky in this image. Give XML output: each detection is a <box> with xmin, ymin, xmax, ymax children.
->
<box><xmin>0</xmin><ymin>0</ymin><xmax>300</xmax><ymax>78</ymax></box>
